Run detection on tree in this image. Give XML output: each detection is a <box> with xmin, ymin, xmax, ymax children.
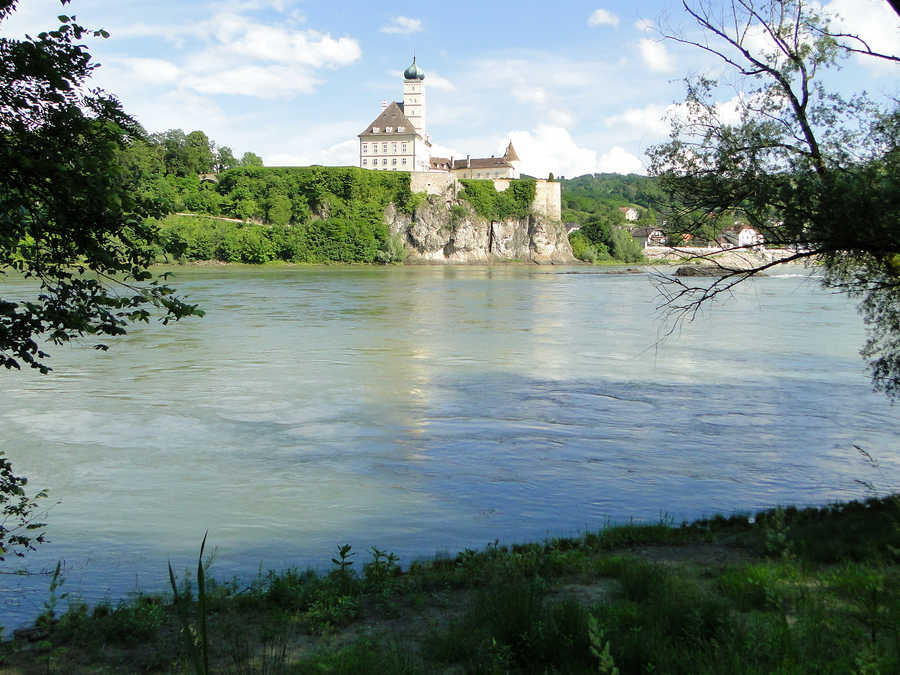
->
<box><xmin>185</xmin><ymin>130</ymin><xmax>214</xmax><ymax>174</ymax></box>
<box><xmin>241</xmin><ymin>151</ymin><xmax>264</xmax><ymax>167</ymax></box>
<box><xmin>216</xmin><ymin>145</ymin><xmax>238</xmax><ymax>173</ymax></box>
<box><xmin>649</xmin><ymin>0</ymin><xmax>900</xmax><ymax>397</ymax></box>
<box><xmin>1</xmin><ymin>1</ymin><xmax>203</xmax><ymax>373</ymax></box>
<box><xmin>0</xmin><ymin>452</ymin><xmax>46</xmax><ymax>559</ymax></box>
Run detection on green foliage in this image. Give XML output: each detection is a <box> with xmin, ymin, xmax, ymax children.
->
<box><xmin>460</xmin><ymin>178</ymin><xmax>536</xmax><ymax>220</ymax></box>
<box><xmin>0</xmin><ymin>451</ymin><xmax>47</xmax><ymax>559</ymax></box>
<box><xmin>648</xmin><ymin>0</ymin><xmax>900</xmax><ymax>398</ymax></box>
<box><xmin>151</xmin><ymin>166</ymin><xmax>414</xmax><ymax>264</ymax></box>
<box><xmin>561</xmin><ymin>173</ymin><xmax>665</xmax><ymax>225</ymax></box>
<box><xmin>570</xmin><ymin>210</ymin><xmax>645</xmax><ymax>263</ymax></box>
<box><xmin>375</xmin><ymin>232</ymin><xmax>408</xmax><ymax>264</ymax></box>
<box><xmin>569</xmin><ymin>230</ymin><xmax>610</xmax><ymax>263</ymax></box>
<box><xmin>0</xmin><ymin>7</ymin><xmax>202</xmax><ymax>375</ymax></box>
<box><xmin>6</xmin><ymin>496</ymin><xmax>900</xmax><ymax>673</ymax></box>
<box><xmin>168</xmin><ymin>531</ymin><xmax>209</xmax><ymax>675</ymax></box>
<box><xmin>240</xmin><ymin>151</ymin><xmax>263</xmax><ymax>167</ymax></box>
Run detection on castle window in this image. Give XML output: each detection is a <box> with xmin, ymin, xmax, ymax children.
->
<box><xmin>382</xmin><ymin>143</ymin><xmax>387</xmax><ymax>153</ymax></box>
<box><xmin>402</xmin><ymin>158</ymin><xmax>407</xmax><ymax>165</ymax></box>
<box><xmin>392</xmin><ymin>143</ymin><xmax>397</xmax><ymax>153</ymax></box>
<box><xmin>392</xmin><ymin>158</ymin><xmax>397</xmax><ymax>165</ymax></box>
<box><xmin>362</xmin><ymin>144</ymin><xmax>367</xmax><ymax>153</ymax></box>
<box><xmin>398</xmin><ymin>126</ymin><xmax>405</xmax><ymax>132</ymax></box>
<box><xmin>401</xmin><ymin>143</ymin><xmax>407</xmax><ymax>153</ymax></box>
<box><xmin>372</xmin><ymin>127</ymin><xmax>379</xmax><ymax>133</ymax></box>
<box><xmin>382</xmin><ymin>159</ymin><xmax>387</xmax><ymax>166</ymax></box>
<box><xmin>386</xmin><ymin>126</ymin><xmax>393</xmax><ymax>133</ymax></box>
<box><xmin>362</xmin><ymin>158</ymin><xmax>367</xmax><ymax>166</ymax></box>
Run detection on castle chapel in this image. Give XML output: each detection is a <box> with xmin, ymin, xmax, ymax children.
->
<box><xmin>358</xmin><ymin>57</ymin><xmax>521</xmax><ymax>179</ymax></box>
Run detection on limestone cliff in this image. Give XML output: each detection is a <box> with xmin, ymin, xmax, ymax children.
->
<box><xmin>383</xmin><ymin>194</ymin><xmax>574</xmax><ymax>264</ymax></box>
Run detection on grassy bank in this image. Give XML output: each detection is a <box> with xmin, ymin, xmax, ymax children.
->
<box><xmin>3</xmin><ymin>497</ymin><xmax>899</xmax><ymax>673</ymax></box>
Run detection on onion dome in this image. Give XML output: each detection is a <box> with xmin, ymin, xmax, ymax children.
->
<box><xmin>404</xmin><ymin>56</ymin><xmax>425</xmax><ymax>81</ymax></box>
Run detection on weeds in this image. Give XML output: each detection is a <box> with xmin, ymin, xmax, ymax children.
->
<box><xmin>168</xmin><ymin>531</ymin><xmax>209</xmax><ymax>675</ymax></box>
<box><xmin>4</xmin><ymin>495</ymin><xmax>899</xmax><ymax>673</ymax></box>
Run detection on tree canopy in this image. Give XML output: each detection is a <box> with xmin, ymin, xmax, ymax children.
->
<box><xmin>1</xmin><ymin>1</ymin><xmax>203</xmax><ymax>375</ymax></box>
<box><xmin>649</xmin><ymin>0</ymin><xmax>900</xmax><ymax>398</ymax></box>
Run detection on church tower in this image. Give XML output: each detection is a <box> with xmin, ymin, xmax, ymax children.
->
<box><xmin>402</xmin><ymin>57</ymin><xmax>426</xmax><ymax>138</ymax></box>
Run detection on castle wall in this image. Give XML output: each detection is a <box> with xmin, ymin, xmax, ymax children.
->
<box><xmin>408</xmin><ymin>173</ymin><xmax>561</xmax><ymax>221</ymax></box>
<box><xmin>531</xmin><ymin>180</ymin><xmax>561</xmax><ymax>222</ymax></box>
<box><xmin>410</xmin><ymin>171</ymin><xmax>457</xmax><ymax>197</ymax></box>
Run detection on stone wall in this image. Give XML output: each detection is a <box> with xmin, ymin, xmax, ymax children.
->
<box><xmin>410</xmin><ymin>171</ymin><xmax>458</xmax><ymax>198</ymax></box>
<box><xmin>409</xmin><ymin>173</ymin><xmax>561</xmax><ymax>221</ymax></box>
<box><xmin>532</xmin><ymin>180</ymin><xmax>561</xmax><ymax>222</ymax></box>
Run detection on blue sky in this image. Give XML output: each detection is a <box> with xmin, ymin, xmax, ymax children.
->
<box><xmin>3</xmin><ymin>0</ymin><xmax>898</xmax><ymax>176</ymax></box>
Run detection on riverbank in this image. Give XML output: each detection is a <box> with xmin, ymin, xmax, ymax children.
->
<box><xmin>3</xmin><ymin>496</ymin><xmax>898</xmax><ymax>673</ymax></box>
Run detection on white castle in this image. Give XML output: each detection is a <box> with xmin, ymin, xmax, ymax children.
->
<box><xmin>358</xmin><ymin>57</ymin><xmax>521</xmax><ymax>179</ymax></box>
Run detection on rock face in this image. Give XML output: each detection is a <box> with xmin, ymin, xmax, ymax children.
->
<box><xmin>384</xmin><ymin>194</ymin><xmax>574</xmax><ymax>264</ymax></box>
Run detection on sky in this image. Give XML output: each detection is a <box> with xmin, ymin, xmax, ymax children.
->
<box><xmin>2</xmin><ymin>0</ymin><xmax>899</xmax><ymax>177</ymax></box>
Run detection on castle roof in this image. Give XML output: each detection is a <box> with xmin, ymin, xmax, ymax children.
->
<box><xmin>450</xmin><ymin>157</ymin><xmax>515</xmax><ymax>170</ymax></box>
<box><xmin>503</xmin><ymin>141</ymin><xmax>520</xmax><ymax>162</ymax></box>
<box><xmin>358</xmin><ymin>102</ymin><xmax>419</xmax><ymax>137</ymax></box>
<box><xmin>404</xmin><ymin>56</ymin><xmax>425</xmax><ymax>81</ymax></box>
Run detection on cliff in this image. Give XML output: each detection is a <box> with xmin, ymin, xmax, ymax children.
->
<box><xmin>384</xmin><ymin>193</ymin><xmax>574</xmax><ymax>264</ymax></box>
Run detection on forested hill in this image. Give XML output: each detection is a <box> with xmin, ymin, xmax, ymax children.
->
<box><xmin>560</xmin><ymin>173</ymin><xmax>665</xmax><ymax>225</ymax></box>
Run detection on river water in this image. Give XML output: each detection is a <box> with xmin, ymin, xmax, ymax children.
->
<box><xmin>1</xmin><ymin>264</ymin><xmax>897</xmax><ymax>628</ymax></box>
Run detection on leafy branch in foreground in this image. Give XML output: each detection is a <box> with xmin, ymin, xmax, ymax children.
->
<box><xmin>0</xmin><ymin>451</ymin><xmax>47</xmax><ymax>560</ymax></box>
<box><xmin>1</xmin><ymin>1</ymin><xmax>202</xmax><ymax>375</ymax></box>
<box><xmin>649</xmin><ymin>0</ymin><xmax>900</xmax><ymax>397</ymax></box>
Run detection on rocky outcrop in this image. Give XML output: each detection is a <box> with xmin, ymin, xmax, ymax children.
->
<box><xmin>384</xmin><ymin>194</ymin><xmax>574</xmax><ymax>264</ymax></box>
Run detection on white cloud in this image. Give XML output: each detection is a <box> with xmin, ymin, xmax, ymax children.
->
<box><xmin>639</xmin><ymin>38</ymin><xmax>675</xmax><ymax>73</ymax></box>
<box><xmin>107</xmin><ymin>58</ymin><xmax>181</xmax><ymax>85</ymax></box>
<box><xmin>425</xmin><ymin>73</ymin><xmax>456</xmax><ymax>91</ymax></box>
<box><xmin>209</xmin><ymin>14</ymin><xmax>360</xmax><ymax>67</ymax></box>
<box><xmin>268</xmin><ymin>139</ymin><xmax>359</xmax><ymax>167</ymax></box>
<box><xmin>588</xmin><ymin>9</ymin><xmax>619</xmax><ymax>27</ymax></box>
<box><xmin>125</xmin><ymin>90</ymin><xmax>229</xmax><ymax>137</ymax></box>
<box><xmin>380</xmin><ymin>16</ymin><xmax>423</xmax><ymax>35</ymax></box>
<box><xmin>112</xmin><ymin>11</ymin><xmax>363</xmax><ymax>98</ymax></box>
<box><xmin>634</xmin><ymin>18</ymin><xmax>654</xmax><ymax>33</ymax></box>
<box><xmin>548</xmin><ymin>109</ymin><xmax>575</xmax><ymax>127</ymax></box>
<box><xmin>507</xmin><ymin>125</ymin><xmax>644</xmax><ymax>178</ymax></box>
<box><xmin>184</xmin><ymin>64</ymin><xmax>322</xmax><ymax>97</ymax></box>
<box><xmin>606</xmin><ymin>103</ymin><xmax>672</xmax><ymax>136</ymax></box>
<box><xmin>606</xmin><ymin>95</ymin><xmax>745</xmax><ymax>138</ymax></box>
<box><xmin>597</xmin><ymin>146</ymin><xmax>644</xmax><ymax>173</ymax></box>
<box><xmin>825</xmin><ymin>0</ymin><xmax>900</xmax><ymax>66</ymax></box>
<box><xmin>512</xmin><ymin>86</ymin><xmax>547</xmax><ymax>104</ymax></box>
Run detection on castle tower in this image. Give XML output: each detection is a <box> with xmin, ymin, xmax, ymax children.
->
<box><xmin>402</xmin><ymin>57</ymin><xmax>426</xmax><ymax>137</ymax></box>
<box><xmin>503</xmin><ymin>141</ymin><xmax>521</xmax><ymax>178</ymax></box>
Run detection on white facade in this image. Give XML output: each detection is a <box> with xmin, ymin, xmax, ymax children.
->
<box><xmin>403</xmin><ymin>78</ymin><xmax>426</xmax><ymax>137</ymax></box>
<box><xmin>358</xmin><ymin>57</ymin><xmax>431</xmax><ymax>172</ymax></box>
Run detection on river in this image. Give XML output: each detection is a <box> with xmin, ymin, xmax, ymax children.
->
<box><xmin>1</xmin><ymin>264</ymin><xmax>897</xmax><ymax>629</ymax></box>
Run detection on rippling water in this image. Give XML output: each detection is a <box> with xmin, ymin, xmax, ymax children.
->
<box><xmin>1</xmin><ymin>264</ymin><xmax>897</xmax><ymax>628</ymax></box>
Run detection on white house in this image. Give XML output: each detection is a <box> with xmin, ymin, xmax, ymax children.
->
<box><xmin>619</xmin><ymin>206</ymin><xmax>640</xmax><ymax>222</ymax></box>
<box><xmin>717</xmin><ymin>223</ymin><xmax>764</xmax><ymax>248</ymax></box>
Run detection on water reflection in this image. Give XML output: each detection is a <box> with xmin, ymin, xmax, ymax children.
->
<box><xmin>0</xmin><ymin>265</ymin><xmax>896</xmax><ymax>629</ymax></box>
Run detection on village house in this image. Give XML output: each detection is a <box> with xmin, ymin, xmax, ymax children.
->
<box><xmin>631</xmin><ymin>227</ymin><xmax>667</xmax><ymax>248</ymax></box>
<box><xmin>717</xmin><ymin>223</ymin><xmax>764</xmax><ymax>249</ymax></box>
<box><xmin>619</xmin><ymin>206</ymin><xmax>640</xmax><ymax>222</ymax></box>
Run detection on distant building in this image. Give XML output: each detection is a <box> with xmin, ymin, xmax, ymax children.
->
<box><xmin>631</xmin><ymin>227</ymin><xmax>667</xmax><ymax>248</ymax></box>
<box><xmin>358</xmin><ymin>57</ymin><xmax>520</xmax><ymax>178</ymax></box>
<box><xmin>619</xmin><ymin>206</ymin><xmax>640</xmax><ymax>222</ymax></box>
<box><xmin>717</xmin><ymin>223</ymin><xmax>764</xmax><ymax>249</ymax></box>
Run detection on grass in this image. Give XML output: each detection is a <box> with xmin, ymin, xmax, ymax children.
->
<box><xmin>1</xmin><ymin>496</ymin><xmax>898</xmax><ymax>673</ymax></box>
